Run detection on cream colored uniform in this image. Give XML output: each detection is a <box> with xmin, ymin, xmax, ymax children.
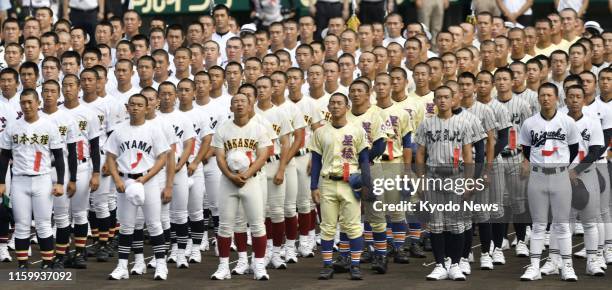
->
<box><xmin>310</xmin><ymin>93</ymin><xmax>332</xmax><ymax>123</ymax></box>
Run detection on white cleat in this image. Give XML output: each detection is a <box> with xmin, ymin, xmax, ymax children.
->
<box><xmin>501</xmin><ymin>238</ymin><xmax>510</xmax><ymax>250</ymax></box>
<box><xmin>540</xmin><ymin>259</ymin><xmax>559</xmax><ymax>276</ymax></box>
<box><xmin>153</xmin><ymin>259</ymin><xmax>168</xmax><ymax>280</ymax></box>
<box><xmin>211</xmin><ymin>262</ymin><xmax>232</xmax><ymax>280</ymax></box>
<box><xmin>573</xmin><ymin>223</ymin><xmax>584</xmax><ymax>236</ymax></box>
<box><xmin>147</xmin><ymin>257</ymin><xmax>157</xmax><ymax>269</ymax></box>
<box><xmin>298</xmin><ymin>236</ymin><xmax>314</xmax><ymax>257</ymax></box>
<box><xmin>560</xmin><ymin>262</ymin><xmax>578</xmax><ymax>282</ymax></box>
<box><xmin>520</xmin><ymin>265</ymin><xmax>542</xmax><ymax>281</ymax></box>
<box><xmin>468</xmin><ymin>252</ymin><xmax>474</xmax><ymax>263</ymax></box>
<box><xmin>167</xmin><ymin>244</ymin><xmax>178</xmax><ymax>263</ymax></box>
<box><xmin>7</xmin><ymin>237</ymin><xmax>15</xmax><ymax>251</ymax></box>
<box><xmin>448</xmin><ymin>263</ymin><xmax>466</xmax><ymax>281</ymax></box>
<box><xmin>596</xmin><ymin>254</ymin><xmax>607</xmax><ymax>270</ymax></box>
<box><xmin>285</xmin><ymin>244</ymin><xmax>298</xmax><ymax>264</ymax></box>
<box><xmin>573</xmin><ymin>247</ymin><xmax>586</xmax><ymax>258</ymax></box>
<box><xmin>109</xmin><ymin>260</ymin><xmax>130</xmax><ymax>280</ymax></box>
<box><xmin>459</xmin><ymin>257</ymin><xmax>471</xmax><ymax>275</ymax></box>
<box><xmin>176</xmin><ymin>251</ymin><xmax>189</xmax><ymax>269</ymax></box>
<box><xmin>315</xmin><ymin>233</ymin><xmax>321</xmax><ymax>246</ymax></box>
<box><xmin>200</xmin><ymin>239</ymin><xmax>210</xmax><ymax>252</ymax></box>
<box><xmin>270</xmin><ymin>250</ymin><xmax>287</xmax><ymax>269</ymax></box>
<box><xmin>586</xmin><ymin>258</ymin><xmax>605</xmax><ymax>276</ymax></box>
<box><xmin>444</xmin><ymin>257</ymin><xmax>451</xmax><ymax>270</ymax></box>
<box><xmin>252</xmin><ymin>258</ymin><xmax>270</xmax><ymax>280</ymax></box>
<box><xmin>130</xmin><ymin>257</ymin><xmax>147</xmax><ymax>275</ymax></box>
<box><xmin>492</xmin><ymin>248</ymin><xmax>506</xmax><ymax>265</ymax></box>
<box><xmin>0</xmin><ymin>246</ymin><xmax>12</xmax><ymax>262</ymax></box>
<box><xmin>189</xmin><ymin>246</ymin><xmax>202</xmax><ymax>263</ymax></box>
<box><xmin>480</xmin><ymin>253</ymin><xmax>494</xmax><ymax>270</ymax></box>
<box><xmin>214</xmin><ymin>242</ymin><xmax>219</xmax><ymax>257</ymax></box>
<box><xmin>511</xmin><ymin>237</ymin><xmax>517</xmax><ymax>247</ymax></box>
<box><xmin>30</xmin><ymin>235</ymin><xmax>38</xmax><ymax>245</ymax></box>
<box><xmin>426</xmin><ymin>264</ymin><xmax>448</xmax><ymax>280</ymax></box>
<box><xmin>604</xmin><ymin>247</ymin><xmax>612</xmax><ymax>265</ymax></box>
<box><xmin>185</xmin><ymin>240</ymin><xmax>192</xmax><ymax>257</ymax></box>
<box><xmin>232</xmin><ymin>257</ymin><xmax>251</xmax><ymax>275</ymax></box>
<box><xmin>515</xmin><ymin>241</ymin><xmax>529</xmax><ymax>257</ymax></box>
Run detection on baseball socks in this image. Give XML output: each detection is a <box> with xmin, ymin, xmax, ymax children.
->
<box><xmin>232</xmin><ymin>232</ymin><xmax>250</xmax><ymax>274</ymax></box>
<box><xmin>284</xmin><ymin>216</ymin><xmax>298</xmax><ymax>263</ymax></box>
<box><xmin>53</xmin><ymin>226</ymin><xmax>71</xmax><ymax>268</ymax></box>
<box><xmin>150</xmin><ymin>233</ymin><xmax>168</xmax><ymax>280</ymax></box>
<box><xmin>96</xmin><ymin>216</ymin><xmax>111</xmax><ymax>261</ymax></box>
<box><xmin>72</xmin><ymin>223</ymin><xmax>89</xmax><ymax>268</ymax></box>
<box><xmin>109</xmin><ymin>233</ymin><xmax>133</xmax><ymax>280</ymax></box>
<box><xmin>270</xmin><ymin>219</ymin><xmax>287</xmax><ymax>269</ymax></box>
<box><xmin>189</xmin><ymin>219</ymin><xmax>205</xmax><ymax>263</ymax></box>
<box><xmin>349</xmin><ymin>236</ymin><xmax>364</xmax><ymax>279</ymax></box>
<box><xmin>170</xmin><ymin>222</ymin><xmax>189</xmax><ymax>268</ymax></box>
<box><xmin>130</xmin><ymin>229</ymin><xmax>146</xmax><ymax>275</ymax></box>
<box><xmin>88</xmin><ymin>210</ymin><xmax>99</xmax><ymax>247</ymax></box>
<box><xmin>407</xmin><ymin>223</ymin><xmax>426</xmax><ymax>258</ymax></box>
<box><xmin>361</xmin><ymin>222</ymin><xmax>374</xmax><ymax>263</ymax></box>
<box><xmin>38</xmin><ymin>236</ymin><xmax>54</xmax><ymax>269</ymax></box>
<box><xmin>15</xmin><ymin>237</ymin><xmax>29</xmax><ymax>269</ymax></box>
<box><xmin>211</xmin><ymin>236</ymin><xmax>232</xmax><ymax>280</ymax></box>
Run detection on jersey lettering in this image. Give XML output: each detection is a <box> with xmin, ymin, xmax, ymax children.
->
<box><xmin>530</xmin><ymin>129</ymin><xmax>567</xmax><ymax>147</ymax></box>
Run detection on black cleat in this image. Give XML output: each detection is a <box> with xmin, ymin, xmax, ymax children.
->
<box><xmin>386</xmin><ymin>242</ymin><xmax>395</xmax><ymax>257</ymax></box>
<box><xmin>360</xmin><ymin>249</ymin><xmax>373</xmax><ymax>263</ymax></box>
<box><xmin>17</xmin><ymin>262</ymin><xmax>28</xmax><ymax>270</ymax></box>
<box><xmin>349</xmin><ymin>265</ymin><xmax>363</xmax><ymax>280</ymax></box>
<box><xmin>371</xmin><ymin>254</ymin><xmax>388</xmax><ymax>274</ymax></box>
<box><xmin>87</xmin><ymin>243</ymin><xmax>100</xmax><ymax>257</ymax></box>
<box><xmin>52</xmin><ymin>256</ymin><xmax>65</xmax><ymax>270</ymax></box>
<box><xmin>422</xmin><ymin>236</ymin><xmax>432</xmax><ymax>252</ymax></box>
<box><xmin>332</xmin><ymin>255</ymin><xmax>350</xmax><ymax>273</ymax></box>
<box><xmin>318</xmin><ymin>265</ymin><xmax>334</xmax><ymax>280</ymax></box>
<box><xmin>96</xmin><ymin>246</ymin><xmax>110</xmax><ymax>262</ymax></box>
<box><xmin>104</xmin><ymin>244</ymin><xmax>115</xmax><ymax>257</ymax></box>
<box><xmin>409</xmin><ymin>243</ymin><xmax>426</xmax><ymax>258</ymax></box>
<box><xmin>394</xmin><ymin>249</ymin><xmax>411</xmax><ymax>264</ymax></box>
<box><xmin>72</xmin><ymin>254</ymin><xmax>87</xmax><ymax>269</ymax></box>
<box><xmin>40</xmin><ymin>260</ymin><xmax>53</xmax><ymax>270</ymax></box>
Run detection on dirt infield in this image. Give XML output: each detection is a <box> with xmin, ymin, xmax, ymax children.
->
<box><xmin>0</xmin><ymin>234</ymin><xmax>610</xmax><ymax>290</ymax></box>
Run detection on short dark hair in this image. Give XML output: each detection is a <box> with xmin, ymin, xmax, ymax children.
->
<box><xmin>538</xmin><ymin>82</ymin><xmax>559</xmax><ymax>97</ymax></box>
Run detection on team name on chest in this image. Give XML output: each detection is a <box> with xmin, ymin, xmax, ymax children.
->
<box><xmin>510</xmin><ymin>113</ymin><xmax>520</xmax><ymax>125</ymax></box>
<box><xmin>119</xmin><ymin>140</ymin><xmax>152</xmax><ymax>154</ymax></box>
<box><xmin>224</xmin><ymin>138</ymin><xmax>257</xmax><ymax>151</ymax></box>
<box><xmin>78</xmin><ymin>120</ymin><xmax>88</xmax><ymax>131</ymax></box>
<box><xmin>341</xmin><ymin>135</ymin><xmax>355</xmax><ymax>159</ymax></box>
<box><xmin>172</xmin><ymin>124</ymin><xmax>184</xmax><ymax>138</ymax></box>
<box><xmin>530</xmin><ymin>129</ymin><xmax>566</xmax><ymax>147</ymax></box>
<box><xmin>13</xmin><ymin>133</ymin><xmax>50</xmax><ymax>145</ymax></box>
<box><xmin>425</xmin><ymin>129</ymin><xmax>462</xmax><ymax>143</ymax></box>
<box><xmin>58</xmin><ymin>125</ymin><xmax>68</xmax><ymax>136</ymax></box>
<box><xmin>580</xmin><ymin>128</ymin><xmax>590</xmax><ymax>142</ymax></box>
<box><xmin>303</xmin><ymin>115</ymin><xmax>312</xmax><ymax>126</ymax></box>
<box><xmin>272</xmin><ymin>123</ymin><xmax>281</xmax><ymax>135</ymax></box>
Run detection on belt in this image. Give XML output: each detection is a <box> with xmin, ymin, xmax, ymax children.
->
<box><xmin>70</xmin><ymin>7</ymin><xmax>99</xmax><ymax>13</ymax></box>
<box><xmin>51</xmin><ymin>158</ymin><xmax>88</xmax><ymax>167</ymax></box>
<box><xmin>501</xmin><ymin>149</ymin><xmax>522</xmax><ymax>158</ymax></box>
<box><xmin>296</xmin><ymin>148</ymin><xmax>310</xmax><ymax>157</ymax></box>
<box><xmin>119</xmin><ymin>172</ymin><xmax>145</xmax><ymax>179</ymax></box>
<box><xmin>323</xmin><ymin>175</ymin><xmax>345</xmax><ymax>181</ymax></box>
<box><xmin>532</xmin><ymin>166</ymin><xmax>566</xmax><ymax>175</ymax></box>
<box><xmin>267</xmin><ymin>154</ymin><xmax>280</xmax><ymax>163</ymax></box>
<box><xmin>381</xmin><ymin>155</ymin><xmax>396</xmax><ymax>161</ymax></box>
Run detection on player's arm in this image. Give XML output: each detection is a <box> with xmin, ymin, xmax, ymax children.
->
<box><xmin>66</xmin><ymin>142</ymin><xmax>78</xmax><ymax>183</ymax></box>
<box><xmin>88</xmin><ymin>136</ymin><xmax>101</xmax><ymax>192</ymax></box>
<box><xmin>52</xmin><ymin>148</ymin><xmax>65</xmax><ymax>185</ymax></box>
<box><xmin>402</xmin><ymin>132</ymin><xmax>413</xmax><ymax>165</ymax></box>
<box><xmin>275</xmin><ymin>133</ymin><xmax>291</xmax><ymax>176</ymax></box>
<box><xmin>473</xmin><ymin>139</ymin><xmax>485</xmax><ymax>178</ymax></box>
<box><xmin>415</xmin><ymin>145</ymin><xmax>426</xmax><ymax>176</ymax></box>
<box><xmin>370</xmin><ymin>138</ymin><xmax>386</xmax><ymax>162</ymax></box>
<box><xmin>106</xmin><ymin>153</ymin><xmax>122</xmax><ymax>185</ymax></box>
<box><xmin>358</xmin><ymin>148</ymin><xmax>373</xmax><ymax>196</ymax></box>
<box><xmin>311</xmin><ymin>121</ymin><xmax>323</xmax><ymax>131</ymax></box>
<box><xmin>568</xmin><ymin>143</ymin><xmax>579</xmax><ymax>164</ymax></box>
<box><xmin>0</xmin><ymin>149</ymin><xmax>11</xmax><ymax>196</ymax></box>
<box><xmin>176</xmin><ymin>137</ymin><xmax>195</xmax><ymax>172</ymax></box>
<box><xmin>193</xmin><ymin>134</ymin><xmax>212</xmax><ymax>166</ymax></box>
<box><xmin>573</xmin><ymin>145</ymin><xmax>604</xmax><ymax>174</ymax></box>
<box><xmin>140</xmin><ymin>151</ymin><xmax>168</xmax><ymax>184</ymax></box>
<box><xmin>484</xmin><ymin>129</ymin><xmax>495</xmax><ymax>164</ymax></box>
<box><xmin>163</xmin><ymin>145</ymin><xmax>176</xmax><ymax>203</ymax></box>
<box><xmin>245</xmin><ymin>146</ymin><xmax>269</xmax><ymax>179</ymax></box>
<box><xmin>494</xmin><ymin>127</ymin><xmax>510</xmax><ymax>158</ymax></box>
<box><xmin>309</xmin><ymin>152</ymin><xmax>323</xmax><ymax>193</ymax></box>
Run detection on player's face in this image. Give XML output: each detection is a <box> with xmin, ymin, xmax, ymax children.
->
<box><xmin>142</xmin><ymin>91</ymin><xmax>158</xmax><ymax>113</ymax></box>
<box><xmin>278</xmin><ymin>54</ymin><xmax>291</xmax><ymax>71</ymax></box>
<box><xmin>569</xmin><ymin>48</ymin><xmax>585</xmax><ymax>67</ymax></box>
<box><xmin>551</xmin><ymin>54</ymin><xmax>568</xmax><ymax>75</ymax></box>
<box><xmin>150</xmin><ymin>32</ymin><xmax>165</xmax><ymax>50</ymax></box>
<box><xmin>70</xmin><ymin>30</ymin><xmax>85</xmax><ymax>51</ymax></box>
<box><xmin>270</xmin><ymin>75</ymin><xmax>286</xmax><ymax>97</ymax></box>
<box><xmin>209</xmin><ymin>70</ymin><xmax>224</xmax><ymax>90</ymax></box>
<box><xmin>128</xmin><ymin>96</ymin><xmax>147</xmax><ymax>119</ymax></box>
<box><xmin>385</xmin><ymin>15</ymin><xmax>402</xmax><ymax>37</ymax></box>
<box><xmin>158</xmin><ymin>85</ymin><xmax>177</xmax><ymax>110</ymax></box>
<box><xmin>328</xmin><ymin>95</ymin><xmax>348</xmax><ymax>118</ymax></box>
<box><xmin>226</xmin><ymin>40</ymin><xmax>243</xmax><ymax>61</ymax></box>
<box><xmin>427</xmin><ymin>61</ymin><xmax>443</xmax><ymax>84</ymax></box>
<box><xmin>262</xmin><ymin>57</ymin><xmax>279</xmax><ymax>76</ymax></box>
<box><xmin>62</xmin><ymin>77</ymin><xmax>80</xmax><ymax>100</ymax></box>
<box><xmin>256</xmin><ymin>80</ymin><xmax>272</xmax><ymax>102</ymax></box>
<box><xmin>600</xmin><ymin>72</ymin><xmax>612</xmax><ymax>95</ymax></box>
<box><xmin>24</xmin><ymin>40</ymin><xmax>40</xmax><ymax>62</ymax></box>
<box><xmin>349</xmin><ymin>84</ymin><xmax>369</xmax><ymax>106</ymax></box>
<box><xmin>358</xmin><ymin>54</ymin><xmax>376</xmax><ymax>76</ymax></box>
<box><xmin>341</xmin><ymin>32</ymin><xmax>357</xmax><ymax>53</ymax></box>
<box><xmin>24</xmin><ymin>20</ymin><xmax>41</xmax><ymax>38</ymax></box>
<box><xmin>195</xmin><ymin>75</ymin><xmax>211</xmax><ymax>95</ymax></box>
<box><xmin>284</xmin><ymin>23</ymin><xmax>298</xmax><ymax>41</ymax></box>
<box><xmin>167</xmin><ymin>30</ymin><xmax>184</xmax><ymax>52</ymax></box>
<box><xmin>95</xmin><ymin>25</ymin><xmax>112</xmax><ymax>45</ymax></box>
<box><xmin>538</xmin><ymin>87</ymin><xmax>557</xmax><ymax>110</ymax></box>
<box><xmin>188</xmin><ymin>25</ymin><xmax>203</xmax><ymax>44</ymax></box>
<box><xmin>42</xmin><ymin>84</ymin><xmax>59</xmax><ymax>107</ymax></box>
<box><xmin>82</xmin><ymin>53</ymin><xmax>99</xmax><ymax>69</ymax></box>
<box><xmin>20</xmin><ymin>94</ymin><xmax>39</xmax><ymax>118</ymax></box>
<box><xmin>20</xmin><ymin>68</ymin><xmax>37</xmax><ymax>89</ymax></box>
<box><xmin>115</xmin><ymin>62</ymin><xmax>133</xmax><ymax>84</ymax></box>
<box><xmin>579</xmin><ymin>74</ymin><xmax>596</xmax><ymax>96</ymax></box>
<box><xmin>41</xmin><ymin>36</ymin><xmax>58</xmax><ymax>57</ymax></box>
<box><xmin>458</xmin><ymin>78</ymin><xmax>475</xmax><ymax>99</ymax></box>
<box><xmin>226</xmin><ymin>66</ymin><xmax>242</xmax><ymax>85</ymax></box>
<box><xmin>137</xmin><ymin>60</ymin><xmax>154</xmax><ymax>81</ymax></box>
<box><xmin>299</xmin><ymin>17</ymin><xmax>315</xmax><ymax>39</ymax></box>
<box><xmin>269</xmin><ymin>25</ymin><xmax>284</xmax><ymax>45</ymax></box>
<box><xmin>508</xmin><ymin>31</ymin><xmax>524</xmax><ymax>55</ymax></box>
<box><xmin>323</xmin><ymin>37</ymin><xmax>339</xmax><ymax>58</ymax></box>
<box><xmin>296</xmin><ymin>48</ymin><xmax>312</xmax><ymax>70</ymax></box>
<box><xmin>244</xmin><ymin>61</ymin><xmax>262</xmax><ymax>84</ymax></box>
<box><xmin>436</xmin><ymin>33</ymin><xmax>453</xmax><ymax>53</ymax></box>
<box><xmin>494</xmin><ymin>72</ymin><xmax>512</xmax><ymax>93</ymax></box>
<box><xmin>307</xmin><ymin>66</ymin><xmax>324</xmax><ymax>87</ymax></box>
<box><xmin>242</xmin><ymin>37</ymin><xmax>256</xmax><ymax>58</ymax></box>
<box><xmin>338</xmin><ymin>58</ymin><xmax>355</xmax><ymax>79</ymax></box>
<box><xmin>526</xmin><ymin>64</ymin><xmax>540</xmax><ymax>83</ymax></box>
<box><xmin>373</xmin><ymin>48</ymin><xmax>388</xmax><ymax>72</ymax></box>
<box><xmin>434</xmin><ymin>89</ymin><xmax>452</xmax><ymax>112</ymax></box>
<box><xmin>0</xmin><ymin>74</ymin><xmax>18</xmax><ymax>94</ymax></box>
<box><xmin>405</xmin><ymin>42</ymin><xmax>420</xmax><ymax>61</ymax></box>
<box><xmin>375</xmin><ymin>76</ymin><xmax>391</xmax><ymax>100</ymax></box>
<box><xmin>238</xmin><ymin>88</ymin><xmax>257</xmax><ymax>108</ymax></box>
<box><xmin>564</xmin><ymin>88</ymin><xmax>584</xmax><ymax>112</ymax></box>
<box><xmin>174</xmin><ymin>50</ymin><xmax>191</xmax><ymax>72</ymax></box>
<box><xmin>81</xmin><ymin>72</ymin><xmax>97</xmax><ymax>94</ymax></box>
<box><xmin>476</xmin><ymin>75</ymin><xmax>493</xmax><ymax>97</ymax></box>
<box><xmin>323</xmin><ymin>63</ymin><xmax>339</xmax><ymax>84</ymax></box>
<box><xmin>177</xmin><ymin>82</ymin><xmax>194</xmax><ymax>104</ymax></box>
<box><xmin>390</xmin><ymin>71</ymin><xmax>406</xmax><ymax>93</ymax></box>
<box><xmin>61</xmin><ymin>57</ymin><xmax>79</xmax><ymax>75</ymax></box>
<box><xmin>287</xmin><ymin>71</ymin><xmax>303</xmax><ymax>92</ymax></box>
<box><xmin>42</xmin><ymin>62</ymin><xmax>59</xmax><ymax>81</ymax></box>
<box><xmin>230</xmin><ymin>94</ymin><xmax>249</xmax><ymax>117</ymax></box>
<box><xmin>413</xmin><ymin>67</ymin><xmax>429</xmax><ymax>89</ymax></box>
<box><xmin>358</xmin><ymin>26</ymin><xmax>373</xmax><ymax>47</ymax></box>
<box><xmin>510</xmin><ymin>66</ymin><xmax>526</xmax><ymax>89</ymax></box>
<box><xmin>442</xmin><ymin>56</ymin><xmax>457</xmax><ymax>77</ymax></box>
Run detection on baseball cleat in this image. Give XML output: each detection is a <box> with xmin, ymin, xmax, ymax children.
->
<box><xmin>480</xmin><ymin>253</ymin><xmax>494</xmax><ymax>270</ymax></box>
<box><xmin>52</xmin><ymin>256</ymin><xmax>65</xmax><ymax>270</ymax></box>
<box><xmin>492</xmin><ymin>248</ymin><xmax>506</xmax><ymax>265</ymax></box>
<box><xmin>371</xmin><ymin>254</ymin><xmax>388</xmax><ymax>274</ymax></box>
<box><xmin>189</xmin><ymin>247</ymin><xmax>202</xmax><ymax>263</ymax></box>
<box><xmin>544</xmin><ymin>232</ymin><xmax>550</xmax><ymax>247</ymax></box>
<box><xmin>501</xmin><ymin>238</ymin><xmax>510</xmax><ymax>250</ymax></box>
<box><xmin>319</xmin><ymin>265</ymin><xmax>334</xmax><ymax>280</ymax></box>
<box><xmin>596</xmin><ymin>254</ymin><xmax>607</xmax><ymax>270</ymax></box>
<box><xmin>230</xmin><ymin>241</ymin><xmax>237</xmax><ymax>252</ymax></box>
<box><xmin>573</xmin><ymin>247</ymin><xmax>586</xmax><ymax>258</ymax></box>
<box><xmin>515</xmin><ymin>241</ymin><xmax>529</xmax><ymax>257</ymax></box>
<box><xmin>7</xmin><ymin>237</ymin><xmax>15</xmax><ymax>251</ymax></box>
<box><xmin>332</xmin><ymin>255</ymin><xmax>350</xmax><ymax>273</ymax></box>
<box><xmin>109</xmin><ymin>262</ymin><xmax>130</xmax><ymax>280</ymax></box>
<box><xmin>211</xmin><ymin>263</ymin><xmax>232</xmax><ymax>280</ymax></box>
<box><xmin>360</xmin><ymin>249</ymin><xmax>373</xmax><ymax>263</ymax></box>
<box><xmin>284</xmin><ymin>245</ymin><xmax>298</xmax><ymax>264</ymax></box>
<box><xmin>176</xmin><ymin>253</ymin><xmax>189</xmax><ymax>269</ymax></box>
<box><xmin>459</xmin><ymin>257</ymin><xmax>471</xmax><ymax>275</ymax></box>
<box><xmin>448</xmin><ymin>263</ymin><xmax>466</xmax><ymax>281</ymax></box>
<box><xmin>540</xmin><ymin>259</ymin><xmax>559</xmax><ymax>275</ymax></box>
<box><xmin>147</xmin><ymin>257</ymin><xmax>157</xmax><ymax>269</ymax></box>
<box><xmin>468</xmin><ymin>252</ymin><xmax>474</xmax><ymax>263</ymax></box>
<box><xmin>17</xmin><ymin>262</ymin><xmax>28</xmax><ymax>270</ymax></box>
<box><xmin>130</xmin><ymin>258</ymin><xmax>147</xmax><ymax>275</ymax></box>
<box><xmin>96</xmin><ymin>245</ymin><xmax>110</xmax><ymax>262</ymax></box>
<box><xmin>560</xmin><ymin>263</ymin><xmax>577</xmax><ymax>282</ymax></box>
<box><xmin>586</xmin><ymin>258</ymin><xmax>605</xmax><ymax>276</ymax></box>
<box><xmin>253</xmin><ymin>258</ymin><xmax>270</xmax><ymax>280</ymax></box>
<box><xmin>200</xmin><ymin>239</ymin><xmax>210</xmax><ymax>252</ymax></box>
<box><xmin>0</xmin><ymin>246</ymin><xmax>12</xmax><ymax>262</ymax></box>
<box><xmin>270</xmin><ymin>251</ymin><xmax>287</xmax><ymax>269</ymax></box>
<box><xmin>87</xmin><ymin>243</ymin><xmax>100</xmax><ymax>257</ymax></box>
<box><xmin>30</xmin><ymin>235</ymin><xmax>38</xmax><ymax>245</ymax></box>
<box><xmin>604</xmin><ymin>247</ymin><xmax>612</xmax><ymax>264</ymax></box>
<box><xmin>232</xmin><ymin>257</ymin><xmax>250</xmax><ymax>275</ymax></box>
<box><xmin>167</xmin><ymin>245</ymin><xmax>178</xmax><ymax>263</ymax></box>
<box><xmin>426</xmin><ymin>264</ymin><xmax>448</xmax><ymax>280</ymax></box>
<box><xmin>408</xmin><ymin>243</ymin><xmax>426</xmax><ymax>258</ymax></box>
<box><xmin>153</xmin><ymin>259</ymin><xmax>168</xmax><ymax>280</ymax></box>
<box><xmin>185</xmin><ymin>240</ymin><xmax>192</xmax><ymax>257</ymax></box>
<box><xmin>349</xmin><ymin>265</ymin><xmax>363</xmax><ymax>280</ymax></box>
<box><xmin>71</xmin><ymin>253</ymin><xmax>87</xmax><ymax>269</ymax></box>
<box><xmin>393</xmin><ymin>249</ymin><xmax>411</xmax><ymax>264</ymax></box>
<box><xmin>520</xmin><ymin>265</ymin><xmax>542</xmax><ymax>281</ymax></box>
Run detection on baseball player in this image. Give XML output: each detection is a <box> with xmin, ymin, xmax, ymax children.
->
<box><xmin>38</xmin><ymin>80</ymin><xmax>80</xmax><ymax>269</ymax></box>
<box><xmin>596</xmin><ymin>68</ymin><xmax>612</xmax><ymax>265</ymax></box>
<box><xmin>157</xmin><ymin>82</ymin><xmax>196</xmax><ymax>268</ymax></box>
<box><xmin>177</xmin><ymin>78</ymin><xmax>214</xmax><ymax>263</ymax></box>
<box><xmin>270</xmin><ymin>71</ymin><xmax>307</xmax><ymax>263</ymax></box>
<box><xmin>286</xmin><ymin>68</ymin><xmax>324</xmax><ymax>258</ymax></box>
<box><xmin>210</xmin><ymin>93</ymin><xmax>271</xmax><ymax>281</ymax></box>
<box><xmin>59</xmin><ymin>73</ymin><xmax>102</xmax><ymax>269</ymax></box>
<box><xmin>519</xmin><ymin>83</ymin><xmax>581</xmax><ymax>282</ymax></box>
<box><xmin>374</xmin><ymin>73</ymin><xmax>414</xmax><ymax>266</ymax></box>
<box><xmin>494</xmin><ymin>68</ymin><xmax>533</xmax><ymax>261</ymax></box>
<box><xmin>340</xmin><ymin>80</ymin><xmax>389</xmax><ymax>274</ymax></box>
<box><xmin>307</xmin><ymin>64</ymin><xmax>332</xmax><ymax>122</ymax></box>
<box><xmin>310</xmin><ymin>92</ymin><xmax>372</xmax><ymax>280</ymax></box>
<box><xmin>0</xmin><ymin>89</ymin><xmax>65</xmax><ymax>270</ymax></box>
<box><xmin>105</xmin><ymin>94</ymin><xmax>171</xmax><ymax>281</ymax></box>
<box><xmin>254</xmin><ymin>76</ymin><xmax>293</xmax><ymax>269</ymax></box>
<box><xmin>415</xmin><ymin>86</ymin><xmax>474</xmax><ymax>281</ymax></box>
<box><xmin>510</xmin><ymin>61</ymin><xmax>540</xmax><ymax>114</ymax></box>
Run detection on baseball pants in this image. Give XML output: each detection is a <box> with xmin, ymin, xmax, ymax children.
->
<box><xmin>320</xmin><ymin>178</ymin><xmax>362</xmax><ymax>240</ymax></box>
<box><xmin>265</xmin><ymin>160</ymin><xmax>285</xmax><ymax>223</ymax></box>
<box><xmin>218</xmin><ymin>175</ymin><xmax>266</xmax><ymax>238</ymax></box>
<box><xmin>294</xmin><ymin>154</ymin><xmax>312</xmax><ymax>215</ymax></box>
<box><xmin>92</xmin><ymin>153</ymin><xmax>112</xmax><ymax>220</ymax></box>
<box><xmin>11</xmin><ymin>174</ymin><xmax>53</xmax><ymax>239</ymax></box>
<box><xmin>188</xmin><ymin>165</ymin><xmax>205</xmax><ymax>222</ymax></box>
<box><xmin>117</xmin><ymin>175</ymin><xmax>163</xmax><ymax>237</ymax></box>
<box><xmin>53</xmin><ymin>163</ymin><xmax>92</xmax><ymax>228</ymax></box>
<box><xmin>203</xmin><ymin>158</ymin><xmax>221</xmax><ymax>217</ymax></box>
<box><xmin>363</xmin><ymin>163</ymin><xmax>387</xmax><ymax>232</ymax></box>
<box><xmin>417</xmin><ymin>0</ymin><xmax>445</xmax><ymax>41</ymax></box>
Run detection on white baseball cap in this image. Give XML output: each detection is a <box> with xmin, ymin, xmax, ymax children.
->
<box><xmin>227</xmin><ymin>151</ymin><xmax>250</xmax><ymax>174</ymax></box>
<box><xmin>584</xmin><ymin>21</ymin><xmax>603</xmax><ymax>34</ymax></box>
<box><xmin>125</xmin><ymin>179</ymin><xmax>145</xmax><ymax>206</ymax></box>
<box><xmin>241</xmin><ymin>23</ymin><xmax>257</xmax><ymax>34</ymax></box>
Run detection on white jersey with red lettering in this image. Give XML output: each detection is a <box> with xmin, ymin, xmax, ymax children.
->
<box><xmin>518</xmin><ymin>112</ymin><xmax>581</xmax><ymax>165</ymax></box>
<box><xmin>62</xmin><ymin>104</ymin><xmax>102</xmax><ymax>161</ymax></box>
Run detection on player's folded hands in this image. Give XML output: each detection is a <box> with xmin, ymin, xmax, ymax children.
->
<box><xmin>53</xmin><ymin>184</ymin><xmax>64</xmax><ymax>197</ymax></box>
<box><xmin>115</xmin><ymin>179</ymin><xmax>126</xmax><ymax>193</ymax></box>
<box><xmin>90</xmin><ymin>173</ymin><xmax>100</xmax><ymax>192</ymax></box>
<box><xmin>161</xmin><ymin>186</ymin><xmax>173</xmax><ymax>204</ymax></box>
<box><xmin>67</xmin><ymin>181</ymin><xmax>76</xmax><ymax>197</ymax></box>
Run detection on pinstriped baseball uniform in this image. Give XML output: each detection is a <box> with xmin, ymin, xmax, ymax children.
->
<box><xmin>514</xmin><ymin>89</ymin><xmax>540</xmax><ymax>114</ymax></box>
<box><xmin>414</xmin><ymin>114</ymin><xmax>473</xmax><ymax>234</ymax></box>
<box><xmin>498</xmin><ymin>95</ymin><xmax>532</xmax><ymax>214</ymax></box>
